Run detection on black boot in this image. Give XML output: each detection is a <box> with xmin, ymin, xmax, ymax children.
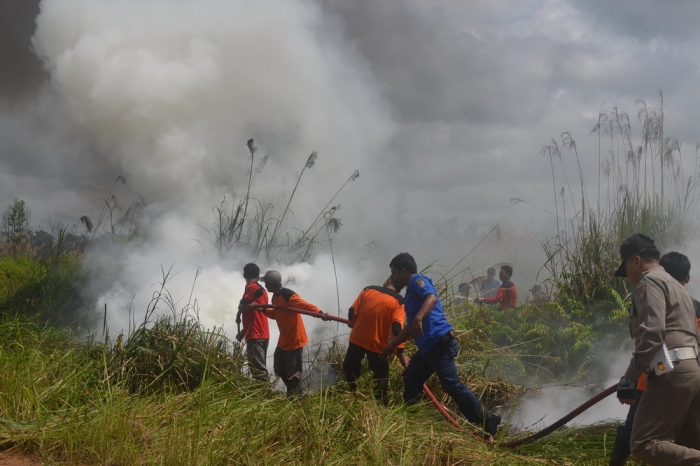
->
<box><xmin>483</xmin><ymin>410</ymin><xmax>501</xmax><ymax>436</ymax></box>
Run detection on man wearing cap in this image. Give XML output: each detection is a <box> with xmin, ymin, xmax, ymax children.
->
<box><xmin>610</xmin><ymin>251</ymin><xmax>700</xmax><ymax>465</ymax></box>
<box><xmin>455</xmin><ymin>282</ymin><xmax>470</xmax><ymax>305</ymax></box>
<box><xmin>614</xmin><ymin>234</ymin><xmax>700</xmax><ymax>465</ymax></box>
<box><xmin>380</xmin><ymin>252</ymin><xmax>501</xmax><ymax>437</ymax></box>
<box><xmin>261</xmin><ymin>270</ymin><xmax>329</xmax><ymax>396</ymax></box>
<box><xmin>529</xmin><ymin>285</ymin><xmax>549</xmax><ymax>306</ymax></box>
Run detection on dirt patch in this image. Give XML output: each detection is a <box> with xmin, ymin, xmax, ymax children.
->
<box><xmin>0</xmin><ymin>451</ymin><xmax>44</xmax><ymax>466</ymax></box>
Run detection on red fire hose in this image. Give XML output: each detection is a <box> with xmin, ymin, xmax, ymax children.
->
<box><xmin>249</xmin><ymin>304</ymin><xmax>619</xmax><ymax>447</ymax></box>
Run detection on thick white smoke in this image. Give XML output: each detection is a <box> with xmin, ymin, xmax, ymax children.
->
<box><xmin>30</xmin><ymin>0</ymin><xmax>395</xmax><ymax>351</ymax></box>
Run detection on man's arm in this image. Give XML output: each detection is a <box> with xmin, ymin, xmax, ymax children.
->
<box><xmin>289</xmin><ymin>294</ymin><xmax>330</xmax><ymax>320</ymax></box>
<box><xmin>481</xmin><ymin>288</ymin><xmax>504</xmax><ymax>305</ymax></box>
<box><xmin>380</xmin><ymin>294</ymin><xmax>437</xmax><ymax>360</ymax></box>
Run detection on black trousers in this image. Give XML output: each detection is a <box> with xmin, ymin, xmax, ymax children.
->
<box><xmin>343</xmin><ymin>342</ymin><xmax>390</xmax><ymax>404</ymax></box>
<box><xmin>273</xmin><ymin>347</ymin><xmax>303</xmax><ymax>396</ymax></box>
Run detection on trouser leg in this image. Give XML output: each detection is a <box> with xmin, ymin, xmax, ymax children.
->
<box><xmin>427</xmin><ymin>338</ymin><xmax>483</xmax><ymax>425</ymax></box>
<box><xmin>631</xmin><ymin>359</ymin><xmax>700</xmax><ymax>465</ymax></box>
<box><xmin>343</xmin><ymin>342</ymin><xmax>366</xmax><ymax>392</ymax></box>
<box><xmin>609</xmin><ymin>389</ymin><xmax>643</xmax><ymax>466</ymax></box>
<box><xmin>402</xmin><ymin>351</ymin><xmax>434</xmax><ymax>405</ymax></box>
<box><xmin>273</xmin><ymin>347</ymin><xmax>304</xmax><ymax>397</ymax></box>
<box><xmin>246</xmin><ymin>339</ymin><xmax>269</xmax><ymax>382</ymax></box>
<box><xmin>366</xmin><ymin>349</ymin><xmax>390</xmax><ymax>405</ymax></box>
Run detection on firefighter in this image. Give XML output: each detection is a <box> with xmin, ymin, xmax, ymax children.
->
<box><xmin>380</xmin><ymin>252</ymin><xmax>501</xmax><ymax>437</ymax></box>
<box><xmin>614</xmin><ymin>234</ymin><xmax>700</xmax><ymax>465</ymax></box>
<box><xmin>261</xmin><ymin>270</ymin><xmax>329</xmax><ymax>396</ymax></box>
<box><xmin>343</xmin><ymin>277</ymin><xmax>408</xmax><ymax>404</ymax></box>
<box><xmin>235</xmin><ymin>263</ymin><xmax>270</xmax><ymax>382</ymax></box>
<box><xmin>475</xmin><ymin>265</ymin><xmax>517</xmax><ymax>309</ymax></box>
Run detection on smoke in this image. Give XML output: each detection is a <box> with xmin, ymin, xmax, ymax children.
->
<box><xmin>25</xmin><ymin>0</ymin><xmax>396</xmax><ymax>351</ymax></box>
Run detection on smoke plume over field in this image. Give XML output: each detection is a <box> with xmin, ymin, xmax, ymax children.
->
<box><xmin>4</xmin><ymin>0</ymin><xmax>700</xmax><ymax>415</ymax></box>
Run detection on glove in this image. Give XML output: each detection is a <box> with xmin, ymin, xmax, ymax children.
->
<box><xmin>616</xmin><ymin>376</ymin><xmax>636</xmax><ymax>401</ymax></box>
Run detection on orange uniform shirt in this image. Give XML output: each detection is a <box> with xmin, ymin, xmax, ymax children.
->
<box><xmin>266</xmin><ymin>289</ymin><xmax>322</xmax><ymax>351</ymax></box>
<box><xmin>483</xmin><ymin>281</ymin><xmax>517</xmax><ymax>309</ymax></box>
<box><xmin>349</xmin><ymin>286</ymin><xmax>405</xmax><ymax>354</ymax></box>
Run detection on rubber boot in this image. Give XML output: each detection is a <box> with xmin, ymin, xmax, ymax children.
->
<box><xmin>483</xmin><ymin>410</ymin><xmax>501</xmax><ymax>437</ymax></box>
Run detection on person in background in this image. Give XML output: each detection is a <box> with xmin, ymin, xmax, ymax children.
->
<box><xmin>261</xmin><ymin>270</ymin><xmax>329</xmax><ymax>397</ymax></box>
<box><xmin>380</xmin><ymin>253</ymin><xmax>501</xmax><ymax>437</ymax></box>
<box><xmin>455</xmin><ymin>282</ymin><xmax>470</xmax><ymax>305</ymax></box>
<box><xmin>529</xmin><ymin>285</ymin><xmax>549</xmax><ymax>306</ymax></box>
<box><xmin>480</xmin><ymin>267</ymin><xmax>500</xmax><ymax>299</ymax></box>
<box><xmin>609</xmin><ymin>250</ymin><xmax>700</xmax><ymax>466</ymax></box>
<box><xmin>235</xmin><ymin>263</ymin><xmax>270</xmax><ymax>382</ymax></box>
<box><xmin>476</xmin><ymin>265</ymin><xmax>517</xmax><ymax>309</ymax></box>
<box><xmin>343</xmin><ymin>277</ymin><xmax>408</xmax><ymax>404</ymax></box>
<box><xmin>614</xmin><ymin>235</ymin><xmax>700</xmax><ymax>465</ymax></box>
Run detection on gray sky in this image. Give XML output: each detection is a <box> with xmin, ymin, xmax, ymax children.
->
<box><xmin>2</xmin><ymin>0</ymin><xmax>700</xmax><ymax>271</ymax></box>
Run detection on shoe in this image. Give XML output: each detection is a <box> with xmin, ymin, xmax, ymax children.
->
<box><xmin>484</xmin><ymin>411</ymin><xmax>501</xmax><ymax>436</ymax></box>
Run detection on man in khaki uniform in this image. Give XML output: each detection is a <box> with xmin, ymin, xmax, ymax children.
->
<box><xmin>614</xmin><ymin>234</ymin><xmax>700</xmax><ymax>465</ymax></box>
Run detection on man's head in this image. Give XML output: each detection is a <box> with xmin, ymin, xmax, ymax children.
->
<box><xmin>615</xmin><ymin>233</ymin><xmax>660</xmax><ymax>284</ymax></box>
<box><xmin>458</xmin><ymin>282</ymin><xmax>470</xmax><ymax>297</ymax></box>
<box><xmin>262</xmin><ymin>270</ymin><xmax>283</xmax><ymax>293</ymax></box>
<box><xmin>243</xmin><ymin>263</ymin><xmax>260</xmax><ymax>280</ymax></box>
<box><xmin>383</xmin><ymin>276</ymin><xmax>400</xmax><ymax>292</ymax></box>
<box><xmin>530</xmin><ymin>284</ymin><xmax>543</xmax><ymax>298</ymax></box>
<box><xmin>390</xmin><ymin>252</ymin><xmax>417</xmax><ymax>289</ymax></box>
<box><xmin>499</xmin><ymin>265</ymin><xmax>513</xmax><ymax>282</ymax></box>
<box><xmin>487</xmin><ymin>267</ymin><xmax>496</xmax><ymax>278</ymax></box>
<box><xmin>660</xmin><ymin>251</ymin><xmax>691</xmax><ymax>285</ymax></box>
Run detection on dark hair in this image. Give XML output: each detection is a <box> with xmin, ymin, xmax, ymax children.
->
<box><xmin>637</xmin><ymin>248</ymin><xmax>661</xmax><ymax>263</ymax></box>
<box><xmin>390</xmin><ymin>252</ymin><xmax>417</xmax><ymax>274</ymax></box>
<box><xmin>243</xmin><ymin>263</ymin><xmax>260</xmax><ymax>279</ymax></box>
<box><xmin>501</xmin><ymin>265</ymin><xmax>513</xmax><ymax>277</ymax></box>
<box><xmin>660</xmin><ymin>251</ymin><xmax>691</xmax><ymax>283</ymax></box>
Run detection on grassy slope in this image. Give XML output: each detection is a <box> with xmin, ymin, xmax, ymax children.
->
<box><xmin>0</xmin><ymin>319</ymin><xmax>646</xmax><ymax>466</ymax></box>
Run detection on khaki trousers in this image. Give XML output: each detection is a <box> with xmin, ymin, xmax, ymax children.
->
<box><xmin>631</xmin><ymin>358</ymin><xmax>700</xmax><ymax>465</ymax></box>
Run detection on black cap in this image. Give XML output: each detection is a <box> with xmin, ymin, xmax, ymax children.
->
<box><xmin>614</xmin><ymin>233</ymin><xmax>658</xmax><ymax>278</ymax></box>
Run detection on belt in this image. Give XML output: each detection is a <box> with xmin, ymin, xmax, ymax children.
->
<box><xmin>441</xmin><ymin>330</ymin><xmax>456</xmax><ymax>342</ymax></box>
<box><xmin>668</xmin><ymin>346</ymin><xmax>699</xmax><ymax>363</ymax></box>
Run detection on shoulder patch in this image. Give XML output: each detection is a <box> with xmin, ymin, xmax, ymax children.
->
<box><xmin>416</xmin><ymin>278</ymin><xmax>425</xmax><ymax>288</ymax></box>
<box><xmin>636</xmin><ymin>284</ymin><xmax>647</xmax><ymax>302</ymax></box>
<box><xmin>280</xmin><ymin>288</ymin><xmax>296</xmax><ymax>301</ymax></box>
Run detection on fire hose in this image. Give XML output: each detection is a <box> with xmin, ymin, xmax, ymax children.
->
<box><xmin>249</xmin><ymin>304</ymin><xmax>619</xmax><ymax>447</ymax></box>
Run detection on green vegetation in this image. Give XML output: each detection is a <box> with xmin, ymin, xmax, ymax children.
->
<box><xmin>0</xmin><ymin>315</ymin><xmax>635</xmax><ymax>465</ymax></box>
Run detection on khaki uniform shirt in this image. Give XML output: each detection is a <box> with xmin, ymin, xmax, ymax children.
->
<box><xmin>625</xmin><ymin>264</ymin><xmax>700</xmax><ymax>382</ymax></box>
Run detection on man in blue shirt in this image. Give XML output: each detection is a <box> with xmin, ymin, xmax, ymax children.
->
<box><xmin>480</xmin><ymin>267</ymin><xmax>501</xmax><ymax>299</ymax></box>
<box><xmin>380</xmin><ymin>252</ymin><xmax>501</xmax><ymax>436</ymax></box>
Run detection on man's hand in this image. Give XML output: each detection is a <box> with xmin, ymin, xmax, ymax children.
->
<box><xmin>475</xmin><ymin>297</ymin><xmax>483</xmax><ymax>304</ymax></box>
<box><xmin>617</xmin><ymin>376</ymin><xmax>636</xmax><ymax>405</ymax></box>
<box><xmin>236</xmin><ymin>331</ymin><xmax>243</xmax><ymax>342</ymax></box>
<box><xmin>380</xmin><ymin>344</ymin><xmax>396</xmax><ymax>361</ymax></box>
<box><xmin>410</xmin><ymin>319</ymin><xmax>423</xmax><ymax>340</ymax></box>
<box><xmin>321</xmin><ymin>312</ymin><xmax>330</xmax><ymax>321</ymax></box>
<box><xmin>397</xmin><ymin>352</ymin><xmax>410</xmax><ymax>368</ymax></box>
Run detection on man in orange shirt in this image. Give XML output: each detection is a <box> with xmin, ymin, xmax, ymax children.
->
<box><xmin>262</xmin><ymin>270</ymin><xmax>328</xmax><ymax>396</ymax></box>
<box><xmin>476</xmin><ymin>265</ymin><xmax>517</xmax><ymax>309</ymax></box>
<box><xmin>343</xmin><ymin>277</ymin><xmax>408</xmax><ymax>404</ymax></box>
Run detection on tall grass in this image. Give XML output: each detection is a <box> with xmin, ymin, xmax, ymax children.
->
<box><xmin>0</xmin><ymin>314</ymin><xmax>628</xmax><ymax>465</ymax></box>
<box><xmin>525</xmin><ymin>92</ymin><xmax>699</xmax><ymax>303</ymax></box>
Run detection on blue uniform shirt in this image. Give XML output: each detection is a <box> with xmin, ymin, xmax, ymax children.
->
<box><xmin>405</xmin><ymin>274</ymin><xmax>453</xmax><ymax>354</ymax></box>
